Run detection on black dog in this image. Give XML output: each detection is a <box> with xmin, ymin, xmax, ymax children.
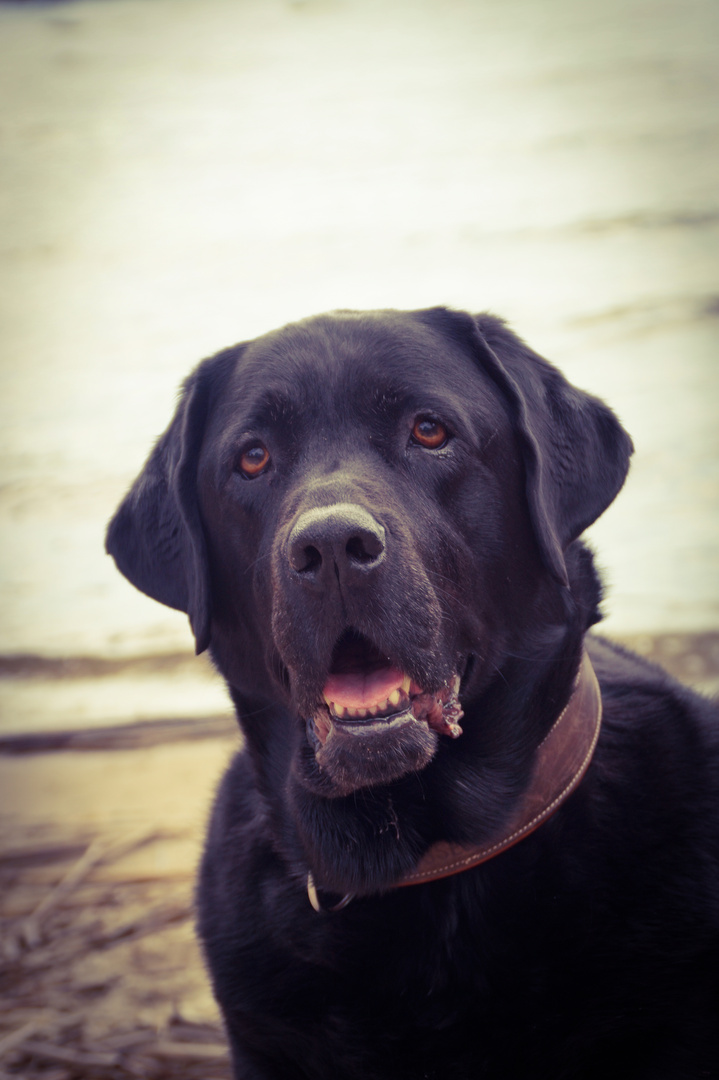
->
<box><xmin>107</xmin><ymin>308</ymin><xmax>719</xmax><ymax>1080</ymax></box>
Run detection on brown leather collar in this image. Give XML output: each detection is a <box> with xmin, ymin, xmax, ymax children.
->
<box><xmin>307</xmin><ymin>650</ymin><xmax>601</xmax><ymax>910</ymax></box>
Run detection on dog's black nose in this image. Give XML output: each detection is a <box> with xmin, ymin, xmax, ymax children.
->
<box><xmin>288</xmin><ymin>503</ymin><xmax>386</xmax><ymax>582</ymax></box>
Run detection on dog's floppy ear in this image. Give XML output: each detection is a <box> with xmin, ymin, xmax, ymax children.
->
<box><xmin>105</xmin><ymin>349</ymin><xmax>238</xmax><ymax>654</ymax></box>
<box><xmin>418</xmin><ymin>308</ymin><xmax>633</xmax><ymax>587</ymax></box>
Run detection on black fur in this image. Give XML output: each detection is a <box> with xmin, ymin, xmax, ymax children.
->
<box><xmin>107</xmin><ymin>308</ymin><xmax>719</xmax><ymax>1079</ymax></box>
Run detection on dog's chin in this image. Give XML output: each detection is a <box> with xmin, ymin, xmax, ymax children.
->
<box><xmin>306</xmin><ymin>708</ymin><xmax>439</xmax><ymax>797</ymax></box>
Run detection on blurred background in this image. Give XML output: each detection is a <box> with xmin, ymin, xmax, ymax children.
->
<box><xmin>0</xmin><ymin>1</ymin><xmax>718</xmax><ymax>1065</ymax></box>
<box><xmin>1</xmin><ymin>0</ymin><xmax>718</xmax><ymax>739</ymax></box>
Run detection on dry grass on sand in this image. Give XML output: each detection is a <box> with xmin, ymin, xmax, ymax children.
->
<box><xmin>0</xmin><ymin>737</ymin><xmax>238</xmax><ymax>1079</ymax></box>
<box><xmin>0</xmin><ymin>632</ymin><xmax>717</xmax><ymax>1078</ymax></box>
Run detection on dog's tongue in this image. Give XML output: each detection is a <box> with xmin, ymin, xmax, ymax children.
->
<box><xmin>322</xmin><ymin>666</ymin><xmax>407</xmax><ymax>710</ymax></box>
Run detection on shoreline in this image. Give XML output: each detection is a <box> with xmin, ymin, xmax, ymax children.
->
<box><xmin>1</xmin><ymin>630</ymin><xmax>717</xmax><ymax>756</ymax></box>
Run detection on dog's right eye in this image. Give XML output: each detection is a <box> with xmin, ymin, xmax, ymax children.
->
<box><xmin>238</xmin><ymin>443</ymin><xmax>271</xmax><ymax>478</ymax></box>
<box><xmin>411</xmin><ymin>416</ymin><xmax>449</xmax><ymax>450</ymax></box>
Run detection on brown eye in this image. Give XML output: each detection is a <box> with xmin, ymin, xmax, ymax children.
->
<box><xmin>411</xmin><ymin>417</ymin><xmax>449</xmax><ymax>450</ymax></box>
<box><xmin>239</xmin><ymin>443</ymin><xmax>270</xmax><ymax>477</ymax></box>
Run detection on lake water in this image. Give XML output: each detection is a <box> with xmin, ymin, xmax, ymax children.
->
<box><xmin>1</xmin><ymin>0</ymin><xmax>717</xmax><ymax>734</ymax></box>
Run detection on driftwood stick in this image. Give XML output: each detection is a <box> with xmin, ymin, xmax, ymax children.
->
<box><xmin>24</xmin><ymin>837</ymin><xmax>107</xmax><ymax>930</ymax></box>
<box><xmin>0</xmin><ymin>1009</ymin><xmax>87</xmax><ymax>1059</ymax></box>
<box><xmin>16</xmin><ymin>829</ymin><xmax>165</xmax><ymax>949</ymax></box>
<box><xmin>143</xmin><ymin>1039</ymin><xmax>230</xmax><ymax>1060</ymax></box>
<box><xmin>90</xmin><ymin>900</ymin><xmax>193</xmax><ymax>950</ymax></box>
<box><xmin>0</xmin><ymin>1018</ymin><xmax>42</xmax><ymax>1057</ymax></box>
<box><xmin>19</xmin><ymin>1039</ymin><xmax>120</xmax><ymax>1068</ymax></box>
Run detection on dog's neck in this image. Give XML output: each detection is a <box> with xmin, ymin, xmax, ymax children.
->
<box><xmin>398</xmin><ymin>649</ymin><xmax>601</xmax><ymax>886</ymax></box>
<box><xmin>308</xmin><ymin>649</ymin><xmax>602</xmax><ymax>911</ymax></box>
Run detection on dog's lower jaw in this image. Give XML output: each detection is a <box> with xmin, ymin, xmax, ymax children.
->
<box><xmin>308</xmin><ymin>712</ymin><xmax>439</xmax><ymax>797</ymax></box>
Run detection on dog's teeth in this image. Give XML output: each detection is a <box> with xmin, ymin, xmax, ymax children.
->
<box><xmin>343</xmin><ymin>706</ymin><xmax>368</xmax><ymax>719</ymax></box>
<box><xmin>451</xmin><ymin>675</ymin><xmax>461</xmax><ymax>695</ymax></box>
<box><xmin>401</xmin><ymin>674</ymin><xmax>411</xmax><ymax>693</ymax></box>
<box><xmin>388</xmin><ymin>688</ymin><xmax>401</xmax><ymax>707</ymax></box>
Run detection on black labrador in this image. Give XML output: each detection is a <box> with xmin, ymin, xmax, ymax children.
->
<box><xmin>107</xmin><ymin>308</ymin><xmax>719</xmax><ymax>1080</ymax></box>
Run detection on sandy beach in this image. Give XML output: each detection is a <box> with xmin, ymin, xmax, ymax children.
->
<box><xmin>0</xmin><ymin>735</ymin><xmax>237</xmax><ymax>1078</ymax></box>
<box><xmin>2</xmin><ymin>633</ymin><xmax>717</xmax><ymax>1077</ymax></box>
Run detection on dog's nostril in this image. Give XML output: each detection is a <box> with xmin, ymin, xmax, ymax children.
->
<box><xmin>291</xmin><ymin>543</ymin><xmax>322</xmax><ymax>575</ymax></box>
<box><xmin>346</xmin><ymin>532</ymin><xmax>383</xmax><ymax>565</ymax></box>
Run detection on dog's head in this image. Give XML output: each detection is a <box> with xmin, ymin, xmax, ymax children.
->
<box><xmin>107</xmin><ymin>308</ymin><xmax>632</xmax><ymax>806</ymax></box>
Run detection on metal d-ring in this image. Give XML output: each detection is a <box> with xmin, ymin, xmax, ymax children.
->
<box><xmin>307</xmin><ymin>872</ymin><xmax>354</xmax><ymax>913</ymax></box>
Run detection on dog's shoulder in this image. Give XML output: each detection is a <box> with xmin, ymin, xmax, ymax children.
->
<box><xmin>588</xmin><ymin>632</ymin><xmax>719</xmax><ymax>744</ymax></box>
<box><xmin>582</xmin><ymin>635</ymin><xmax>719</xmax><ymax>918</ymax></box>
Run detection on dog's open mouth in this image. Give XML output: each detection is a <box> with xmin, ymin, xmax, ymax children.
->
<box><xmin>310</xmin><ymin>630</ymin><xmax>464</xmax><ymax>746</ymax></box>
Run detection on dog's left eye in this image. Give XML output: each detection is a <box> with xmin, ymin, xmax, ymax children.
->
<box><xmin>239</xmin><ymin>443</ymin><xmax>271</xmax><ymax>478</ymax></box>
<box><xmin>411</xmin><ymin>417</ymin><xmax>449</xmax><ymax>450</ymax></box>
